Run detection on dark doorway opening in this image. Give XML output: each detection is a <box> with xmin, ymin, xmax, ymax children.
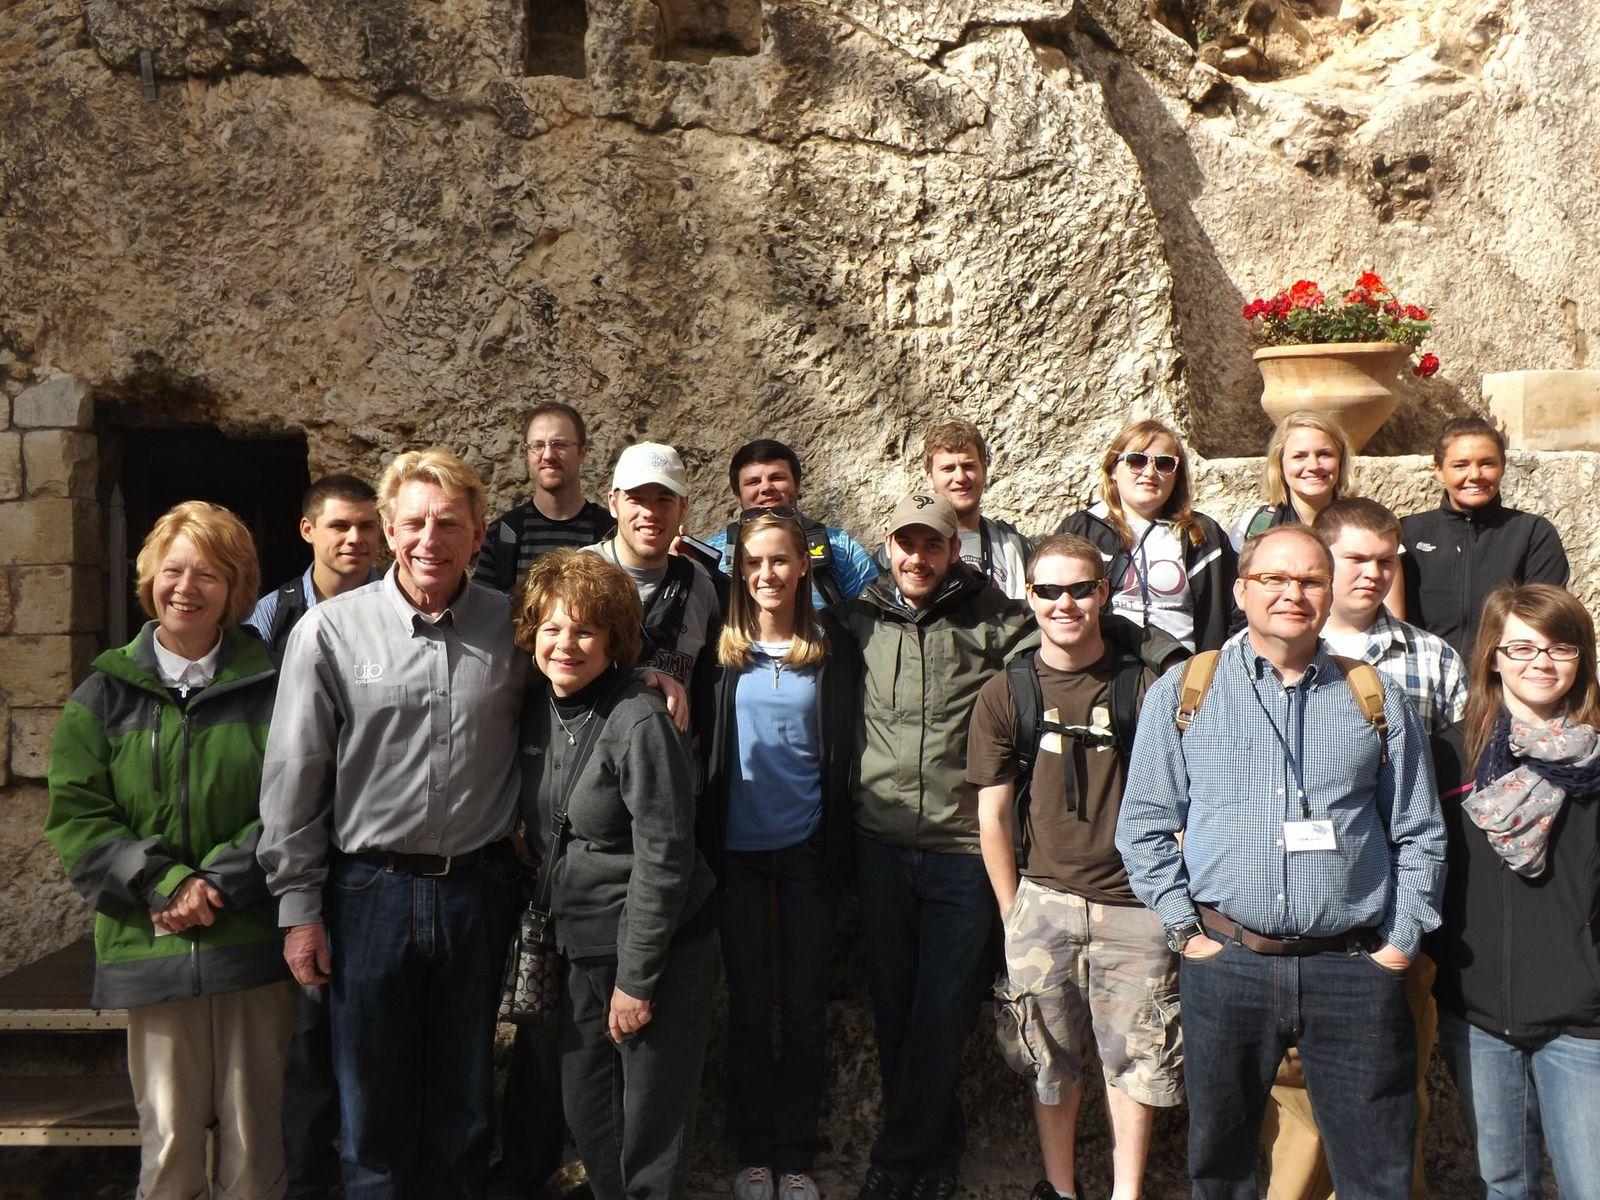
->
<box><xmin>525</xmin><ymin>0</ymin><xmax>588</xmax><ymax>77</ymax></box>
<box><xmin>105</xmin><ymin>426</ymin><xmax>311</xmax><ymax>641</ymax></box>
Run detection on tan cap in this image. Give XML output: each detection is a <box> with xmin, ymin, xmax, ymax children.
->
<box><xmin>885</xmin><ymin>491</ymin><xmax>958</xmax><ymax>538</ymax></box>
<box><xmin>612</xmin><ymin>442</ymin><xmax>688</xmax><ymax>496</ymax></box>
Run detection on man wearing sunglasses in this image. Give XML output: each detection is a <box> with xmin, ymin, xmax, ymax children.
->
<box><xmin>701</xmin><ymin>438</ymin><xmax>878</xmax><ymax>609</ymax></box>
<box><xmin>476</xmin><ymin>402</ymin><xmax>611</xmax><ymax>594</ymax></box>
<box><xmin>1116</xmin><ymin>525</ymin><xmax>1446</xmax><ymax>1200</ymax></box>
<box><xmin>968</xmin><ymin>536</ymin><xmax>1183</xmax><ymax>1200</ymax></box>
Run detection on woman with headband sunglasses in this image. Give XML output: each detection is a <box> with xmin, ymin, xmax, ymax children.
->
<box><xmin>700</xmin><ymin>509</ymin><xmax>860</xmax><ymax>1200</ymax></box>
<box><xmin>1057</xmin><ymin>418</ymin><xmax>1235</xmax><ymax>652</ymax></box>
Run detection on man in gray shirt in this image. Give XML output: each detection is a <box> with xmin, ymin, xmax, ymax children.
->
<box><xmin>260</xmin><ymin>447</ymin><xmax>526</xmax><ymax>1198</ymax></box>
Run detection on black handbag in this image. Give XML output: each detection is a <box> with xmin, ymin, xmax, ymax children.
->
<box><xmin>498</xmin><ymin>679</ymin><xmax>619</xmax><ymax>1026</ymax></box>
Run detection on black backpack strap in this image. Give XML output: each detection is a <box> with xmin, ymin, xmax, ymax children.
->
<box><xmin>495</xmin><ymin>512</ymin><xmax>522</xmax><ymax>593</ymax></box>
<box><xmin>266</xmin><ymin>579</ymin><xmax>309</xmax><ymax>655</ymax></box>
<box><xmin>642</xmin><ymin>554</ymin><xmax>697</xmax><ymax>658</ymax></box>
<box><xmin>802</xmin><ymin>518</ymin><xmax>845</xmax><ymax>608</ymax></box>
<box><xmin>1005</xmin><ymin>652</ymin><xmax>1050</xmax><ymax>869</ymax></box>
<box><xmin>1108</xmin><ymin>649</ymin><xmax>1144</xmax><ymax>755</ymax></box>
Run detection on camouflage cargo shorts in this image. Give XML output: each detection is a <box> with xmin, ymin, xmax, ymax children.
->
<box><xmin>994</xmin><ymin>878</ymin><xmax>1183</xmax><ymax>1107</ymax></box>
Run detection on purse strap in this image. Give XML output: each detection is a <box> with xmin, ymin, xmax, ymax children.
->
<box><xmin>532</xmin><ymin>676</ymin><xmax>627</xmax><ymax>915</ymax></box>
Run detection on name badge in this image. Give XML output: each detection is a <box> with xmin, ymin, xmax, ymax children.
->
<box><xmin>1283</xmin><ymin>819</ymin><xmax>1337</xmax><ymax>852</ymax></box>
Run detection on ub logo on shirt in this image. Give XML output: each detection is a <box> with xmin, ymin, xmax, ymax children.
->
<box><xmin>353</xmin><ymin>662</ymin><xmax>385</xmax><ymax>684</ymax></box>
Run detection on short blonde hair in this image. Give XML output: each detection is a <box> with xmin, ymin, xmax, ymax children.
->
<box><xmin>922</xmin><ymin>418</ymin><xmax>988</xmax><ymax>468</ymax></box>
<box><xmin>377</xmin><ymin>447</ymin><xmax>487</xmax><ymax>526</ymax></box>
<box><xmin>1262</xmin><ymin>411</ymin><xmax>1353</xmax><ymax>508</ymax></box>
<box><xmin>512</xmin><ymin>549</ymin><xmax>644</xmax><ymax>673</ymax></box>
<box><xmin>135</xmin><ymin>501</ymin><xmax>260</xmax><ymax>628</ymax></box>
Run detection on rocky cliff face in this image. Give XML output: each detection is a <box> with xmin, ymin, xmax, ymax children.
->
<box><xmin>7</xmin><ymin>0</ymin><xmax>1592</xmax><ymax>527</ymax></box>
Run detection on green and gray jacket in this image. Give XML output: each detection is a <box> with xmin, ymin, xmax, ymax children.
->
<box><xmin>833</xmin><ymin>563</ymin><xmax>1038</xmax><ymax>853</ymax></box>
<box><xmin>44</xmin><ymin>624</ymin><xmax>289</xmax><ymax>1009</ymax></box>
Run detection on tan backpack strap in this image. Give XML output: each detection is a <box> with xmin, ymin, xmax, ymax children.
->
<box><xmin>1175</xmin><ymin>650</ymin><xmax>1221</xmax><ymax>732</ymax></box>
<box><xmin>1329</xmin><ymin>655</ymin><xmax>1390</xmax><ymax>763</ymax></box>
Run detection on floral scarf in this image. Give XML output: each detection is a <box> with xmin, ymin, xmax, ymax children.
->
<box><xmin>1464</xmin><ymin>711</ymin><xmax>1600</xmax><ymax>877</ymax></box>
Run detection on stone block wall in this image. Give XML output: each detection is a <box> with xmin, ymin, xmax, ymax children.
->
<box><xmin>0</xmin><ymin>377</ymin><xmax>104</xmax><ymax>787</ymax></box>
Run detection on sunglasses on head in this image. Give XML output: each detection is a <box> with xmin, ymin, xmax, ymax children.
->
<box><xmin>1027</xmin><ymin>580</ymin><xmax>1102</xmax><ymax>601</ymax></box>
<box><xmin>1117</xmin><ymin>451</ymin><xmax>1180</xmax><ymax>475</ymax></box>
<box><xmin>739</xmin><ymin>506</ymin><xmax>802</xmax><ymax>524</ymax></box>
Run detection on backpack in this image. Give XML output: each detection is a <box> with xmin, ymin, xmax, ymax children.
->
<box><xmin>725</xmin><ymin>514</ymin><xmax>845</xmax><ymax>608</ymax></box>
<box><xmin>493</xmin><ymin>516</ymin><xmax>521</xmax><ymax>592</ymax></box>
<box><xmin>263</xmin><ymin>578</ymin><xmax>309</xmax><ymax>656</ymax></box>
<box><xmin>1005</xmin><ymin>647</ymin><xmax>1144</xmax><ymax>867</ymax></box>
<box><xmin>1174</xmin><ymin>649</ymin><xmax>1389</xmax><ymax>763</ymax></box>
<box><xmin>1244</xmin><ymin>505</ymin><xmax>1279</xmax><ymax>541</ymax></box>
<box><xmin>641</xmin><ymin>553</ymin><xmax>699</xmax><ymax>662</ymax></box>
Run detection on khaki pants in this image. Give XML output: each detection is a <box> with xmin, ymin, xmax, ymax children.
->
<box><xmin>127</xmin><ymin>981</ymin><xmax>295</xmax><ymax>1200</ymax></box>
<box><xmin>1261</xmin><ymin>954</ymin><xmax>1438</xmax><ymax>1200</ymax></box>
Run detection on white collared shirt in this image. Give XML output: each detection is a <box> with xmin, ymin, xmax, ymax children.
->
<box><xmin>152</xmin><ymin>630</ymin><xmax>223</xmax><ymax>696</ymax></box>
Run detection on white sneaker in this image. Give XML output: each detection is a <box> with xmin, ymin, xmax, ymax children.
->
<box><xmin>736</xmin><ymin>1167</ymin><xmax>776</xmax><ymax>1200</ymax></box>
<box><xmin>782</xmin><ymin>1173</ymin><xmax>821</xmax><ymax>1200</ymax></box>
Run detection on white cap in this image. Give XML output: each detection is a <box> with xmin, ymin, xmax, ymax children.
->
<box><xmin>611</xmin><ymin>442</ymin><xmax>688</xmax><ymax>497</ymax></box>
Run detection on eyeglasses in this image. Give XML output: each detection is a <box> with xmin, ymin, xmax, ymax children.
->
<box><xmin>1028</xmin><ymin>580</ymin><xmax>1102</xmax><ymax>601</ymax></box>
<box><xmin>1496</xmin><ymin>643</ymin><xmax>1582</xmax><ymax>662</ymax></box>
<box><xmin>1241</xmin><ymin>572</ymin><xmax>1332</xmax><ymax>596</ymax></box>
<box><xmin>739</xmin><ymin>506</ymin><xmax>802</xmax><ymax>524</ymax></box>
<box><xmin>525</xmin><ymin>439</ymin><xmax>580</xmax><ymax>456</ymax></box>
<box><xmin>1117</xmin><ymin>451</ymin><xmax>1180</xmax><ymax>475</ymax></box>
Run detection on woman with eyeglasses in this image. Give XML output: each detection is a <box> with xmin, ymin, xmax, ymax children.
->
<box><xmin>701</xmin><ymin>509</ymin><xmax>859</xmax><ymax>1200</ymax></box>
<box><xmin>1057</xmin><ymin>418</ymin><xmax>1234</xmax><ymax>652</ymax></box>
<box><xmin>1400</xmin><ymin>416</ymin><xmax>1569</xmax><ymax>660</ymax></box>
<box><xmin>1228</xmin><ymin>410</ymin><xmax>1354</xmax><ymax>552</ymax></box>
<box><xmin>1426</xmin><ymin>583</ymin><xmax>1600</xmax><ymax>1200</ymax></box>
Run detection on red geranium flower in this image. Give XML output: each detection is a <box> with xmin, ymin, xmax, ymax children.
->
<box><xmin>1413</xmin><ymin>353</ymin><xmax>1440</xmax><ymax>378</ymax></box>
<box><xmin>1405</xmin><ymin>305</ymin><xmax>1429</xmax><ymax>321</ymax></box>
<box><xmin>1288</xmin><ymin>280</ymin><xmax>1325</xmax><ymax>309</ymax></box>
<box><xmin>1356</xmin><ymin>271</ymin><xmax>1388</xmax><ymax>296</ymax></box>
<box><xmin>1243</xmin><ymin>299</ymin><xmax>1265</xmax><ymax>319</ymax></box>
<box><xmin>1345</xmin><ymin>287</ymin><xmax>1375</xmax><ymax>307</ymax></box>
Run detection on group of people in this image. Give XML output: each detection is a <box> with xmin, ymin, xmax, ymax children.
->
<box><xmin>40</xmin><ymin>400</ymin><xmax>1597</xmax><ymax>1200</ymax></box>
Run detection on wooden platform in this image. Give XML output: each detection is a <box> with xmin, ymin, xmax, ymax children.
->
<box><xmin>0</xmin><ymin>939</ymin><xmax>138</xmax><ymax>1146</ymax></box>
<box><xmin>0</xmin><ymin>1075</ymin><xmax>139</xmax><ymax>1145</ymax></box>
<box><xmin>0</xmin><ymin>940</ymin><xmax>124</xmax><ymax>1032</ymax></box>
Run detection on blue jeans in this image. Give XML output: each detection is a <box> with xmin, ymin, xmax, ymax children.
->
<box><xmin>1180</xmin><ymin>936</ymin><xmax>1416</xmax><ymax>1200</ymax></box>
<box><xmin>284</xmin><ymin>983</ymin><xmax>342</xmax><ymax>1199</ymax></box>
<box><xmin>1437</xmin><ymin>1009</ymin><xmax>1600</xmax><ymax>1200</ymax></box>
<box><xmin>325</xmin><ymin>851</ymin><xmax>522</xmax><ymax>1199</ymax></box>
<box><xmin>720</xmin><ymin>838</ymin><xmax>839</xmax><ymax>1173</ymax></box>
<box><xmin>854</xmin><ymin>835</ymin><xmax>995</xmax><ymax>1177</ymax></box>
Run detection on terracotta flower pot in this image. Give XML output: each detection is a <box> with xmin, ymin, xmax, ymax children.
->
<box><xmin>1253</xmin><ymin>342</ymin><xmax>1412</xmax><ymax>452</ymax></box>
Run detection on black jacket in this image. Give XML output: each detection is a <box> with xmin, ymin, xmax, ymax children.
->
<box><xmin>700</xmin><ymin>612</ymin><xmax>860</xmax><ymax>889</ymax></box>
<box><xmin>1056</xmin><ymin>507</ymin><xmax>1236</xmax><ymax>653</ymax></box>
<box><xmin>1427</xmin><ymin>723</ymin><xmax>1600</xmax><ymax>1040</ymax></box>
<box><xmin>1401</xmin><ymin>495</ymin><xmax>1569</xmax><ymax>660</ymax></box>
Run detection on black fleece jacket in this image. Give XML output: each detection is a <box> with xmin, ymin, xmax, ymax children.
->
<box><xmin>1427</xmin><ymin>723</ymin><xmax>1600</xmax><ymax>1040</ymax></box>
<box><xmin>1401</xmin><ymin>495</ymin><xmax>1568</xmax><ymax>659</ymax></box>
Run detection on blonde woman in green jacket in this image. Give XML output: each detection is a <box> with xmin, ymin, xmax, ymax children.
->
<box><xmin>45</xmin><ymin>501</ymin><xmax>291</xmax><ymax>1200</ymax></box>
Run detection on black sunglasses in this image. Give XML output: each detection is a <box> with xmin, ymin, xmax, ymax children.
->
<box><xmin>1028</xmin><ymin>580</ymin><xmax>1102</xmax><ymax>601</ymax></box>
<box><xmin>739</xmin><ymin>505</ymin><xmax>802</xmax><ymax>524</ymax></box>
<box><xmin>1118</xmin><ymin>451</ymin><xmax>1180</xmax><ymax>475</ymax></box>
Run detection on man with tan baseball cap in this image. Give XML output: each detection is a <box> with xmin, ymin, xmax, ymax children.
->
<box><xmin>832</xmin><ymin>489</ymin><xmax>1035</xmax><ymax>1200</ymax></box>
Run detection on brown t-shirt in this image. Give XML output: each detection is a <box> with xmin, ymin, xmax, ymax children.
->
<box><xmin>966</xmin><ymin>651</ymin><xmax>1152</xmax><ymax>905</ymax></box>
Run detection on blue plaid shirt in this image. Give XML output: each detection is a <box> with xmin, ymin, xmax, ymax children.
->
<box><xmin>1116</xmin><ymin>636</ymin><xmax>1446</xmax><ymax>957</ymax></box>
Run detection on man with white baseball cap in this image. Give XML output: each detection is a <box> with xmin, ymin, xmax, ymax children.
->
<box><xmin>582</xmin><ymin>442</ymin><xmax>721</xmax><ymax>711</ymax></box>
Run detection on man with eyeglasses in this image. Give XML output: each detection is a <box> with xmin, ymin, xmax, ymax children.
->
<box><xmin>969</xmin><ymin>535</ymin><xmax>1183</xmax><ymax>1200</ymax></box>
<box><xmin>1116</xmin><ymin>525</ymin><xmax>1446</xmax><ymax>1200</ymax></box>
<box><xmin>1256</xmin><ymin>499</ymin><xmax>1470</xmax><ymax>1200</ymax></box>
<box><xmin>475</xmin><ymin>402</ymin><xmax>611</xmax><ymax>594</ymax></box>
<box><xmin>703</xmin><ymin>438</ymin><xmax>877</xmax><ymax>609</ymax></box>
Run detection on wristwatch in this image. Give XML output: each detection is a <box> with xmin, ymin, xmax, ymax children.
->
<box><xmin>1166</xmin><ymin>921</ymin><xmax>1204</xmax><ymax>953</ymax></box>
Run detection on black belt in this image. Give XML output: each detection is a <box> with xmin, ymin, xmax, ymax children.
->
<box><xmin>1197</xmin><ymin>904</ymin><xmax>1375</xmax><ymax>957</ymax></box>
<box><xmin>345</xmin><ymin>838</ymin><xmax>512</xmax><ymax>878</ymax></box>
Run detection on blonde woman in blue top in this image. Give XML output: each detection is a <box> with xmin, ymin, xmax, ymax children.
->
<box><xmin>702</xmin><ymin>509</ymin><xmax>859</xmax><ymax>1200</ymax></box>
